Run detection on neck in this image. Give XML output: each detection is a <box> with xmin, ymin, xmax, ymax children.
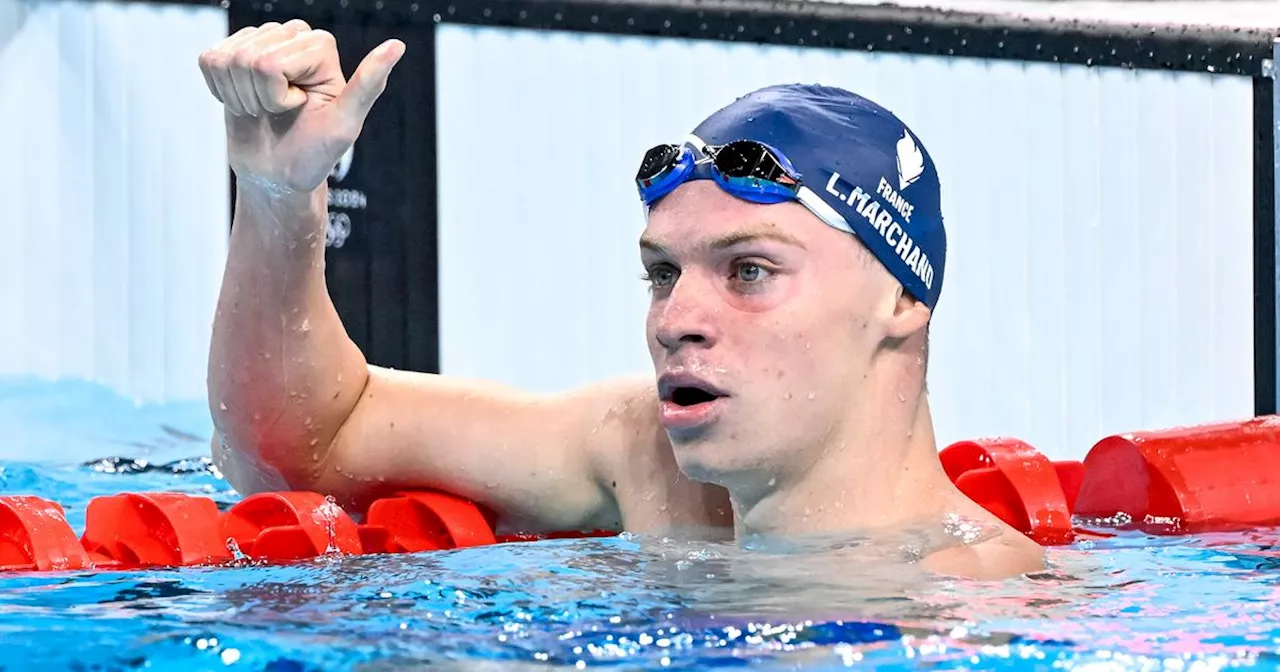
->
<box><xmin>730</xmin><ymin>361</ymin><xmax>953</xmax><ymax>539</ymax></box>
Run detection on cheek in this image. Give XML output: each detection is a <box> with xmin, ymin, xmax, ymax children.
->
<box><xmin>762</xmin><ymin>311</ymin><xmax>869</xmax><ymax>388</ymax></box>
<box><xmin>742</xmin><ymin>324</ymin><xmax>824</xmax><ymax>393</ymax></box>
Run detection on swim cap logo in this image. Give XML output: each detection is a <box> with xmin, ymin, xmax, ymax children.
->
<box><xmin>896</xmin><ymin>130</ymin><xmax>924</xmax><ymax>191</ymax></box>
<box><xmin>823</xmin><ymin>173</ymin><xmax>935</xmax><ymax>291</ymax></box>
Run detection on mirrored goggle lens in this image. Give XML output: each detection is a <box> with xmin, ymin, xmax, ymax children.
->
<box><xmin>711</xmin><ymin>140</ymin><xmax>799</xmax><ymax>187</ymax></box>
<box><xmin>636</xmin><ymin>144</ymin><xmax>683</xmax><ymax>183</ymax></box>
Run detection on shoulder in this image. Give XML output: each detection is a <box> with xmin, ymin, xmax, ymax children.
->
<box><xmin>921</xmin><ymin>531</ymin><xmax>1047</xmax><ymax>580</ymax></box>
<box><xmin>571</xmin><ymin>373</ymin><xmax>671</xmax><ymax>484</ymax></box>
<box><xmin>569</xmin><ymin>373</ymin><xmax>734</xmax><ymax>532</ymax></box>
<box><xmin>556</xmin><ymin>373</ymin><xmax>663</xmax><ymax>450</ymax></box>
<box><xmin>541</xmin><ymin>373</ymin><xmax>662</xmax><ymax>491</ymax></box>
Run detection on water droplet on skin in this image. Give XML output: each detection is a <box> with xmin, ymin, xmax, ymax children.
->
<box><xmin>659</xmin><ymin>504</ymin><xmax>668</xmax><ymax>513</ymax></box>
<box><xmin>300</xmin><ymin>318</ymin><xmax>311</xmax><ymax>332</ymax></box>
<box><xmin>253</xmin><ymin>413</ymin><xmax>262</xmax><ymax>421</ymax></box>
<box><xmin>486</xmin><ymin>482</ymin><xmax>497</xmax><ymax>489</ymax></box>
<box><xmin>805</xmin><ymin>342</ymin><xmax>811</xmax><ymax>350</ymax></box>
<box><xmin>337</xmin><ymin>374</ymin><xmax>343</xmax><ymax>383</ymax></box>
<box><xmin>767</xmin><ymin>478</ymin><xmax>777</xmax><ymax>487</ymax></box>
<box><xmin>784</xmin><ymin>392</ymin><xmax>793</xmax><ymax>400</ymax></box>
<box><xmin>263</xmin><ymin>352</ymin><xmax>272</xmax><ymax>360</ymax></box>
<box><xmin>378</xmin><ymin>476</ymin><xmax>387</xmax><ymax>483</ymax></box>
<box><xmin>311</xmin><ymin>452</ymin><xmax>319</xmax><ymax>461</ymax></box>
<box><xmin>804</xmin><ymin>507</ymin><xmax>812</xmax><ymax>516</ymax></box>
<box><xmin>807</xmin><ymin>392</ymin><xmax>816</xmax><ymax>400</ymax></box>
<box><xmin>309</xmin><ymin>438</ymin><xmax>319</xmax><ymax>446</ymax></box>
<box><xmin>644</xmin><ymin>491</ymin><xmax>655</xmax><ymax>501</ymax></box>
<box><xmin>897</xmin><ymin>393</ymin><xmax>906</xmax><ymax>402</ymax></box>
<box><xmin>219</xmin><ymin>402</ymin><xmax>227</xmax><ymax>411</ymax></box>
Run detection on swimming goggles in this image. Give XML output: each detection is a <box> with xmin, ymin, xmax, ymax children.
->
<box><xmin>634</xmin><ymin>136</ymin><xmax>854</xmax><ymax>236</ymax></box>
<box><xmin>635</xmin><ymin>138</ymin><xmax>802</xmax><ymax>206</ymax></box>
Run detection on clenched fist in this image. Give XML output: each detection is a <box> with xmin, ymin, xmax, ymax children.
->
<box><xmin>198</xmin><ymin>20</ymin><xmax>405</xmax><ymax>195</ymax></box>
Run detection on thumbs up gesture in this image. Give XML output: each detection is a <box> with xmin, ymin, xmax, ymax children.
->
<box><xmin>198</xmin><ymin>20</ymin><xmax>405</xmax><ymax>195</ymax></box>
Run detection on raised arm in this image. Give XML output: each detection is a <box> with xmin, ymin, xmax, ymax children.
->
<box><xmin>200</xmin><ymin>20</ymin><xmax>641</xmax><ymax>533</ymax></box>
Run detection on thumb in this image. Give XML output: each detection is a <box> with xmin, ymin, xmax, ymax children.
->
<box><xmin>335</xmin><ymin>39</ymin><xmax>406</xmax><ymax>127</ymax></box>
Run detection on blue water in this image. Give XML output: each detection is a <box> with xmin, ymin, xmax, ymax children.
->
<box><xmin>3</xmin><ymin>377</ymin><xmax>1280</xmax><ymax>671</ymax></box>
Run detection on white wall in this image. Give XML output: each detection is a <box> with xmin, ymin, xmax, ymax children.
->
<box><xmin>0</xmin><ymin>0</ymin><xmax>229</xmax><ymax>405</ymax></box>
<box><xmin>435</xmin><ymin>25</ymin><xmax>1257</xmax><ymax>460</ymax></box>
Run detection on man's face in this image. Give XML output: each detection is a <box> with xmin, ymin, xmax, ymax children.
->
<box><xmin>640</xmin><ymin>181</ymin><xmax>900</xmax><ymax>491</ymax></box>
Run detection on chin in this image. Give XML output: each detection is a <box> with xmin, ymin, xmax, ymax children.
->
<box><xmin>667</xmin><ymin>432</ymin><xmax>769</xmax><ymax>489</ymax></box>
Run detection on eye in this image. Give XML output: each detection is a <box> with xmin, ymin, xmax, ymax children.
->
<box><xmin>643</xmin><ymin>264</ymin><xmax>679</xmax><ymax>290</ymax></box>
<box><xmin>733</xmin><ymin>262</ymin><xmax>771</xmax><ymax>284</ymax></box>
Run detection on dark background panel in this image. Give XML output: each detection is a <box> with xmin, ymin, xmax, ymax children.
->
<box><xmin>228</xmin><ymin>2</ymin><xmax>439</xmax><ymax>373</ymax></box>
<box><xmin>1255</xmin><ymin>74</ymin><xmax>1276</xmax><ymax>416</ymax></box>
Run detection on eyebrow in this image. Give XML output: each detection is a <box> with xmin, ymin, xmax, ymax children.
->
<box><xmin>639</xmin><ymin>228</ymin><xmax>808</xmax><ymax>255</ymax></box>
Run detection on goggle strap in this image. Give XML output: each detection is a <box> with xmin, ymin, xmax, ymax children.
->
<box><xmin>796</xmin><ymin>186</ymin><xmax>856</xmax><ymax>235</ymax></box>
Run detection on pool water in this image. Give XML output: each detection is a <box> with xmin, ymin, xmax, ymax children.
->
<box><xmin>2</xmin><ymin>377</ymin><xmax>1280</xmax><ymax>671</ymax></box>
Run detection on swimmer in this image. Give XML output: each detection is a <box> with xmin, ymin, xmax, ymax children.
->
<box><xmin>198</xmin><ymin>21</ymin><xmax>1045</xmax><ymax>580</ymax></box>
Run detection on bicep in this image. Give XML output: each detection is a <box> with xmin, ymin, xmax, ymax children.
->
<box><xmin>316</xmin><ymin>366</ymin><xmax>630</xmax><ymax>533</ymax></box>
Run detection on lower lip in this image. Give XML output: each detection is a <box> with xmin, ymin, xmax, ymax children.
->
<box><xmin>658</xmin><ymin>398</ymin><xmax>726</xmax><ymax>431</ymax></box>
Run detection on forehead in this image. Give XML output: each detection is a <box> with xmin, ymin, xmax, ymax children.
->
<box><xmin>640</xmin><ymin>181</ymin><xmax>841</xmax><ymax>252</ymax></box>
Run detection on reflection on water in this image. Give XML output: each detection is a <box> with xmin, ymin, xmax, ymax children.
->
<box><xmin>4</xmin><ymin>509</ymin><xmax>1280</xmax><ymax>669</ymax></box>
<box><xmin>2</xmin><ymin>379</ymin><xmax>1280</xmax><ymax>669</ymax></box>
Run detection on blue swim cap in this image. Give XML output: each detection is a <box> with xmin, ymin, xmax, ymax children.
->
<box><xmin>690</xmin><ymin>84</ymin><xmax>947</xmax><ymax>310</ymax></box>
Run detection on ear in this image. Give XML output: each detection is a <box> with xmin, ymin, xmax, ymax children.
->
<box><xmin>885</xmin><ymin>286</ymin><xmax>931</xmax><ymax>340</ymax></box>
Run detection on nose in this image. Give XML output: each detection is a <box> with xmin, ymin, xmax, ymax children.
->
<box><xmin>653</xmin><ymin>276</ymin><xmax>720</xmax><ymax>351</ymax></box>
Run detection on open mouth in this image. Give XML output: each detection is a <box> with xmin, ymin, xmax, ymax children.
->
<box><xmin>659</xmin><ymin>374</ymin><xmax>729</xmax><ymax>408</ymax></box>
<box><xmin>669</xmin><ymin>386</ymin><xmax>720</xmax><ymax>407</ymax></box>
<box><xmin>657</xmin><ymin>375</ymin><xmax>729</xmax><ymax>428</ymax></box>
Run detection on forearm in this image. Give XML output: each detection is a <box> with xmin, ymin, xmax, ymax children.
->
<box><xmin>208</xmin><ymin>181</ymin><xmax>369</xmax><ymax>487</ymax></box>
